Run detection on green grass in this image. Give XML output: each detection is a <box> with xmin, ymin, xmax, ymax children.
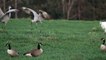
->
<box><xmin>0</xmin><ymin>19</ymin><xmax>106</xmax><ymax>60</ymax></box>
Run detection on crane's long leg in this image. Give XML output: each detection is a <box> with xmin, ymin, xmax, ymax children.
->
<box><xmin>30</xmin><ymin>22</ymin><xmax>33</xmax><ymax>33</ymax></box>
<box><xmin>1</xmin><ymin>23</ymin><xmax>9</xmax><ymax>38</ymax></box>
<box><xmin>4</xmin><ymin>23</ymin><xmax>9</xmax><ymax>34</ymax></box>
<box><xmin>1</xmin><ymin>23</ymin><xmax>5</xmax><ymax>32</ymax></box>
<box><xmin>4</xmin><ymin>23</ymin><xmax>6</xmax><ymax>32</ymax></box>
<box><xmin>0</xmin><ymin>23</ymin><xmax>3</xmax><ymax>30</ymax></box>
<box><xmin>39</xmin><ymin>19</ymin><xmax>42</xmax><ymax>24</ymax></box>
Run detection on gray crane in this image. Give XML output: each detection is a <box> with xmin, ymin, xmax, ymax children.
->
<box><xmin>22</xmin><ymin>7</ymin><xmax>43</xmax><ymax>23</ymax></box>
<box><xmin>0</xmin><ymin>8</ymin><xmax>18</xmax><ymax>31</ymax></box>
<box><xmin>22</xmin><ymin>7</ymin><xmax>44</xmax><ymax>31</ymax></box>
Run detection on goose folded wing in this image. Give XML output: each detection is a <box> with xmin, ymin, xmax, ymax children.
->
<box><xmin>8</xmin><ymin>49</ymin><xmax>19</xmax><ymax>57</ymax></box>
<box><xmin>31</xmin><ymin>49</ymin><xmax>42</xmax><ymax>57</ymax></box>
<box><xmin>23</xmin><ymin>49</ymin><xmax>36</xmax><ymax>55</ymax></box>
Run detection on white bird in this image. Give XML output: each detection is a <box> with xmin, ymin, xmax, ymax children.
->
<box><xmin>22</xmin><ymin>7</ymin><xmax>43</xmax><ymax>23</ymax></box>
<box><xmin>0</xmin><ymin>8</ymin><xmax>18</xmax><ymax>31</ymax></box>
<box><xmin>100</xmin><ymin>21</ymin><xmax>106</xmax><ymax>32</ymax></box>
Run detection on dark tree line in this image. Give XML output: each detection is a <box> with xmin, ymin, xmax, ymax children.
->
<box><xmin>0</xmin><ymin>0</ymin><xmax>106</xmax><ymax>20</ymax></box>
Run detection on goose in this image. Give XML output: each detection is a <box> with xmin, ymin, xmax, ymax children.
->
<box><xmin>23</xmin><ymin>43</ymin><xmax>43</xmax><ymax>57</ymax></box>
<box><xmin>39</xmin><ymin>10</ymin><xmax>50</xmax><ymax>19</ymax></box>
<box><xmin>22</xmin><ymin>7</ymin><xmax>43</xmax><ymax>23</ymax></box>
<box><xmin>100</xmin><ymin>21</ymin><xmax>106</xmax><ymax>32</ymax></box>
<box><xmin>5</xmin><ymin>42</ymin><xmax>19</xmax><ymax>57</ymax></box>
<box><xmin>0</xmin><ymin>8</ymin><xmax>18</xmax><ymax>30</ymax></box>
<box><xmin>100</xmin><ymin>38</ymin><xmax>106</xmax><ymax>51</ymax></box>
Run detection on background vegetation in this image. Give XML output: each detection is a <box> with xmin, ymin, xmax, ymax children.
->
<box><xmin>0</xmin><ymin>0</ymin><xmax>106</xmax><ymax>20</ymax></box>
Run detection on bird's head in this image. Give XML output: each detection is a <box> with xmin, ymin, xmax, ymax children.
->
<box><xmin>22</xmin><ymin>7</ymin><xmax>30</xmax><ymax>14</ymax></box>
<box><xmin>38</xmin><ymin>42</ymin><xmax>43</xmax><ymax>45</ymax></box>
<box><xmin>22</xmin><ymin>7</ymin><xmax>27</xmax><ymax>10</ymax></box>
<box><xmin>101</xmin><ymin>38</ymin><xmax>105</xmax><ymax>41</ymax></box>
<box><xmin>37</xmin><ymin>42</ymin><xmax>43</xmax><ymax>49</ymax></box>
<box><xmin>101</xmin><ymin>38</ymin><xmax>106</xmax><ymax>45</ymax></box>
<box><xmin>5</xmin><ymin>42</ymin><xmax>11</xmax><ymax>47</ymax></box>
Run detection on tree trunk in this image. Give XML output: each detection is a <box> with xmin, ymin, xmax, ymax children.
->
<box><xmin>92</xmin><ymin>0</ymin><xmax>96</xmax><ymax>19</ymax></box>
<box><xmin>15</xmin><ymin>0</ymin><xmax>18</xmax><ymax>18</ymax></box>
<box><xmin>62</xmin><ymin>0</ymin><xmax>65</xmax><ymax>18</ymax></box>
<box><xmin>3</xmin><ymin>0</ymin><xmax>6</xmax><ymax>12</ymax></box>
<box><xmin>67</xmin><ymin>0</ymin><xmax>76</xmax><ymax>19</ymax></box>
<box><xmin>78</xmin><ymin>0</ymin><xmax>81</xmax><ymax>20</ymax></box>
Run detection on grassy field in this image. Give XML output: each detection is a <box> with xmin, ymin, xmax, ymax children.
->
<box><xmin>0</xmin><ymin>19</ymin><xmax>106</xmax><ymax>60</ymax></box>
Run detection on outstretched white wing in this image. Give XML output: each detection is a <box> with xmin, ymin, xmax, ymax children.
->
<box><xmin>22</xmin><ymin>7</ymin><xmax>41</xmax><ymax>22</ymax></box>
<box><xmin>22</xmin><ymin>7</ymin><xmax>31</xmax><ymax>14</ymax></box>
<box><xmin>39</xmin><ymin>10</ymin><xmax>50</xmax><ymax>19</ymax></box>
<box><xmin>5</xmin><ymin>9</ymin><xmax>18</xmax><ymax>14</ymax></box>
<box><xmin>0</xmin><ymin>9</ymin><xmax>18</xmax><ymax>24</ymax></box>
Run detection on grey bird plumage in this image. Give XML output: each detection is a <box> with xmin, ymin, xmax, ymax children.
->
<box><xmin>22</xmin><ymin>7</ymin><xmax>43</xmax><ymax>23</ymax></box>
<box><xmin>0</xmin><ymin>8</ymin><xmax>18</xmax><ymax>24</ymax></box>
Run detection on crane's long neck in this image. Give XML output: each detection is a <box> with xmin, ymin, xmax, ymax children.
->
<box><xmin>28</xmin><ymin>8</ymin><xmax>38</xmax><ymax>20</ymax></box>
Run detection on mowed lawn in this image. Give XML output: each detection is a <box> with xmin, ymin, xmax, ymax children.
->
<box><xmin>0</xmin><ymin>19</ymin><xmax>106</xmax><ymax>60</ymax></box>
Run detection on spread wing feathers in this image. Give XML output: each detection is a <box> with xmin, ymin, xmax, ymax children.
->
<box><xmin>0</xmin><ymin>8</ymin><xmax>4</xmax><ymax>17</ymax></box>
<box><xmin>0</xmin><ymin>8</ymin><xmax>7</xmax><ymax>22</ymax></box>
<box><xmin>42</xmin><ymin>12</ymin><xmax>50</xmax><ymax>19</ymax></box>
<box><xmin>22</xmin><ymin>7</ymin><xmax>31</xmax><ymax>14</ymax></box>
<box><xmin>22</xmin><ymin>7</ymin><xmax>42</xmax><ymax>22</ymax></box>
<box><xmin>5</xmin><ymin>9</ymin><xmax>18</xmax><ymax>14</ymax></box>
<box><xmin>0</xmin><ymin>9</ymin><xmax>18</xmax><ymax>23</ymax></box>
<box><xmin>39</xmin><ymin>10</ymin><xmax>50</xmax><ymax>19</ymax></box>
<box><xmin>22</xmin><ymin>7</ymin><xmax>38</xmax><ymax>16</ymax></box>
